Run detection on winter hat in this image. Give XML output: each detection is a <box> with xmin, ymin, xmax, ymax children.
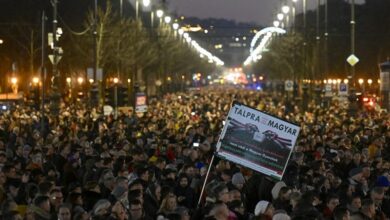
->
<box><xmin>273</xmin><ymin>213</ymin><xmax>291</xmax><ymax>220</ymax></box>
<box><xmin>271</xmin><ymin>181</ymin><xmax>287</xmax><ymax>200</ymax></box>
<box><xmin>92</xmin><ymin>199</ymin><xmax>111</xmax><ymax>216</ymax></box>
<box><xmin>349</xmin><ymin>167</ymin><xmax>363</xmax><ymax>177</ymax></box>
<box><xmin>232</xmin><ymin>172</ymin><xmax>245</xmax><ymax>186</ymax></box>
<box><xmin>376</xmin><ymin>176</ymin><xmax>390</xmax><ymax>187</ymax></box>
<box><xmin>255</xmin><ymin>200</ymin><xmax>270</xmax><ymax>216</ymax></box>
<box><xmin>112</xmin><ymin>185</ymin><xmax>127</xmax><ymax>199</ymax></box>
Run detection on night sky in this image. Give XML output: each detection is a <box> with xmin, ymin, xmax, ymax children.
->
<box><xmin>168</xmin><ymin>0</ymin><xmax>366</xmax><ymax>25</ymax></box>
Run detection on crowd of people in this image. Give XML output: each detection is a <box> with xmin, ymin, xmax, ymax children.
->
<box><xmin>0</xmin><ymin>88</ymin><xmax>389</xmax><ymax>220</ymax></box>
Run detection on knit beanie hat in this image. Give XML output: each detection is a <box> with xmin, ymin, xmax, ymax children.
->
<box><xmin>255</xmin><ymin>200</ymin><xmax>269</xmax><ymax>216</ymax></box>
<box><xmin>273</xmin><ymin>213</ymin><xmax>291</xmax><ymax>220</ymax></box>
<box><xmin>271</xmin><ymin>181</ymin><xmax>287</xmax><ymax>200</ymax></box>
<box><xmin>232</xmin><ymin>172</ymin><xmax>245</xmax><ymax>186</ymax></box>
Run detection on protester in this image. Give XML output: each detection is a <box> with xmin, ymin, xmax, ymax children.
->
<box><xmin>0</xmin><ymin>88</ymin><xmax>388</xmax><ymax>220</ymax></box>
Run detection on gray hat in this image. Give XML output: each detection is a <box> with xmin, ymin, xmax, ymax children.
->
<box><xmin>112</xmin><ymin>185</ymin><xmax>127</xmax><ymax>199</ymax></box>
<box><xmin>93</xmin><ymin>199</ymin><xmax>111</xmax><ymax>216</ymax></box>
<box><xmin>271</xmin><ymin>181</ymin><xmax>287</xmax><ymax>200</ymax></box>
<box><xmin>232</xmin><ymin>172</ymin><xmax>245</xmax><ymax>186</ymax></box>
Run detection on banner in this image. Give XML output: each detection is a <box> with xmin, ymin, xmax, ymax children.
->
<box><xmin>216</xmin><ymin>102</ymin><xmax>300</xmax><ymax>180</ymax></box>
<box><xmin>135</xmin><ymin>93</ymin><xmax>147</xmax><ymax>113</ymax></box>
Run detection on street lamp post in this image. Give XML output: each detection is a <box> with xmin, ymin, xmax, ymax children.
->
<box><xmin>66</xmin><ymin>77</ymin><xmax>72</xmax><ymax>102</ymax></box>
<box><xmin>358</xmin><ymin>78</ymin><xmax>364</xmax><ymax>93</ymax></box>
<box><xmin>292</xmin><ymin>0</ymin><xmax>298</xmax><ymax>32</ymax></box>
<box><xmin>113</xmin><ymin>77</ymin><xmax>119</xmax><ymax>119</ymax></box>
<box><xmin>324</xmin><ymin>0</ymin><xmax>329</xmax><ymax>79</ymax></box>
<box><xmin>351</xmin><ymin>0</ymin><xmax>356</xmax><ymax>87</ymax></box>
<box><xmin>32</xmin><ymin>77</ymin><xmax>40</xmax><ymax>110</ymax></box>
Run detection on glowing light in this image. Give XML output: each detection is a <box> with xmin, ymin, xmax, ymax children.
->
<box><xmin>32</xmin><ymin>77</ymin><xmax>40</xmax><ymax>84</ymax></box>
<box><xmin>282</xmin><ymin>5</ymin><xmax>290</xmax><ymax>14</ymax></box>
<box><xmin>156</xmin><ymin>10</ymin><xmax>164</xmax><ymax>18</ymax></box>
<box><xmin>164</xmin><ymin>16</ymin><xmax>171</xmax><ymax>24</ymax></box>
<box><xmin>113</xmin><ymin>77</ymin><xmax>119</xmax><ymax>84</ymax></box>
<box><xmin>142</xmin><ymin>0</ymin><xmax>151</xmax><ymax>7</ymax></box>
<box><xmin>11</xmin><ymin>77</ymin><xmax>17</xmax><ymax>85</ymax></box>
<box><xmin>77</xmin><ymin>77</ymin><xmax>84</xmax><ymax>84</ymax></box>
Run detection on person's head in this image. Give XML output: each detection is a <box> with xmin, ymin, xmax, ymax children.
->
<box><xmin>160</xmin><ymin>193</ymin><xmax>177</xmax><ymax>213</ymax></box>
<box><xmin>293</xmin><ymin>152</ymin><xmax>304</xmax><ymax>165</ymax></box>
<box><xmin>289</xmin><ymin>192</ymin><xmax>301</xmax><ymax>208</ymax></box>
<box><xmin>349</xmin><ymin>167</ymin><xmax>363</xmax><ymax>182</ymax></box>
<box><xmin>210</xmin><ymin>202</ymin><xmax>230</xmax><ymax>220</ymax></box>
<box><xmin>92</xmin><ymin>199</ymin><xmax>111</xmax><ymax>217</ymax></box>
<box><xmin>111</xmin><ymin>201</ymin><xmax>127</xmax><ymax>220</ymax></box>
<box><xmin>100</xmin><ymin>169</ymin><xmax>115</xmax><ymax>189</ymax></box>
<box><xmin>228</xmin><ymin>200</ymin><xmax>245</xmax><ymax>215</ymax></box>
<box><xmin>115</xmin><ymin>176</ymin><xmax>128</xmax><ymax>190</ymax></box>
<box><xmin>370</xmin><ymin>186</ymin><xmax>385</xmax><ymax>206</ymax></box>
<box><xmin>326</xmin><ymin>194</ymin><xmax>340</xmax><ymax>212</ymax></box>
<box><xmin>348</xmin><ymin>195</ymin><xmax>361</xmax><ymax>210</ymax></box>
<box><xmin>49</xmin><ymin>188</ymin><xmax>64</xmax><ymax>209</ymax></box>
<box><xmin>129</xmin><ymin>179</ymin><xmax>144</xmax><ymax>194</ymax></box>
<box><xmin>333</xmin><ymin>207</ymin><xmax>350</xmax><ymax>220</ymax></box>
<box><xmin>178</xmin><ymin>174</ymin><xmax>189</xmax><ymax>188</ymax></box>
<box><xmin>361</xmin><ymin>199</ymin><xmax>376</xmax><ymax>217</ymax></box>
<box><xmin>146</xmin><ymin>182</ymin><xmax>161</xmax><ymax>201</ymax></box>
<box><xmin>34</xmin><ymin>195</ymin><xmax>51</xmax><ymax>212</ymax></box>
<box><xmin>214</xmin><ymin>182</ymin><xmax>230</xmax><ymax>203</ymax></box>
<box><xmin>272</xmin><ymin>211</ymin><xmax>291</xmax><ymax>220</ymax></box>
<box><xmin>136</xmin><ymin>166</ymin><xmax>150</xmax><ymax>182</ymax></box>
<box><xmin>229</xmin><ymin>189</ymin><xmax>242</xmax><ymax>202</ymax></box>
<box><xmin>129</xmin><ymin>199</ymin><xmax>143</xmax><ymax>220</ymax></box>
<box><xmin>255</xmin><ymin>200</ymin><xmax>274</xmax><ymax>217</ymax></box>
<box><xmin>231</xmin><ymin>172</ymin><xmax>245</xmax><ymax>190</ymax></box>
<box><xmin>57</xmin><ymin>204</ymin><xmax>72</xmax><ymax>220</ymax></box>
<box><xmin>278</xmin><ymin>187</ymin><xmax>292</xmax><ymax>201</ymax></box>
<box><xmin>2</xmin><ymin>210</ymin><xmax>23</xmax><ymax>220</ymax></box>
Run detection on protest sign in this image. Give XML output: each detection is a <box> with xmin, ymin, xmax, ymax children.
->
<box><xmin>135</xmin><ymin>93</ymin><xmax>147</xmax><ymax>113</ymax></box>
<box><xmin>216</xmin><ymin>102</ymin><xmax>300</xmax><ymax>180</ymax></box>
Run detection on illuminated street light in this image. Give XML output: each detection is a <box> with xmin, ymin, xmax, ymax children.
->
<box><xmin>32</xmin><ymin>77</ymin><xmax>40</xmax><ymax>84</ymax></box>
<box><xmin>89</xmin><ymin>79</ymin><xmax>94</xmax><ymax>84</ymax></box>
<box><xmin>178</xmin><ymin>29</ymin><xmax>184</xmax><ymax>35</ymax></box>
<box><xmin>77</xmin><ymin>77</ymin><xmax>84</xmax><ymax>85</ymax></box>
<box><xmin>11</xmin><ymin>77</ymin><xmax>18</xmax><ymax>85</ymax></box>
<box><xmin>172</xmin><ymin>23</ymin><xmax>179</xmax><ymax>30</ymax></box>
<box><xmin>164</xmin><ymin>16</ymin><xmax>171</xmax><ymax>24</ymax></box>
<box><xmin>367</xmin><ymin>79</ymin><xmax>373</xmax><ymax>85</ymax></box>
<box><xmin>0</xmin><ymin>39</ymin><xmax>3</xmax><ymax>44</ymax></box>
<box><xmin>343</xmin><ymin>79</ymin><xmax>349</xmax><ymax>84</ymax></box>
<box><xmin>113</xmin><ymin>77</ymin><xmax>119</xmax><ymax>84</ymax></box>
<box><xmin>282</xmin><ymin>6</ymin><xmax>290</xmax><ymax>14</ymax></box>
<box><xmin>277</xmin><ymin>13</ymin><xmax>284</xmax><ymax>21</ymax></box>
<box><xmin>183</xmin><ymin>33</ymin><xmax>189</xmax><ymax>39</ymax></box>
<box><xmin>142</xmin><ymin>0</ymin><xmax>150</xmax><ymax>7</ymax></box>
<box><xmin>66</xmin><ymin>77</ymin><xmax>71</xmax><ymax>84</ymax></box>
<box><xmin>156</xmin><ymin>9</ymin><xmax>164</xmax><ymax>18</ymax></box>
<box><xmin>358</xmin><ymin>78</ymin><xmax>364</xmax><ymax>85</ymax></box>
<box><xmin>127</xmin><ymin>79</ymin><xmax>131</xmax><ymax>83</ymax></box>
<box><xmin>273</xmin><ymin>21</ymin><xmax>280</xmax><ymax>27</ymax></box>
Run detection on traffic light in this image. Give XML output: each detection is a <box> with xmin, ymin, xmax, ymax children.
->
<box><xmin>105</xmin><ymin>87</ymin><xmax>115</xmax><ymax>107</ymax></box>
<box><xmin>90</xmin><ymin>84</ymin><xmax>99</xmax><ymax>107</ymax></box>
<box><xmin>117</xmin><ymin>86</ymin><xmax>128</xmax><ymax>107</ymax></box>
